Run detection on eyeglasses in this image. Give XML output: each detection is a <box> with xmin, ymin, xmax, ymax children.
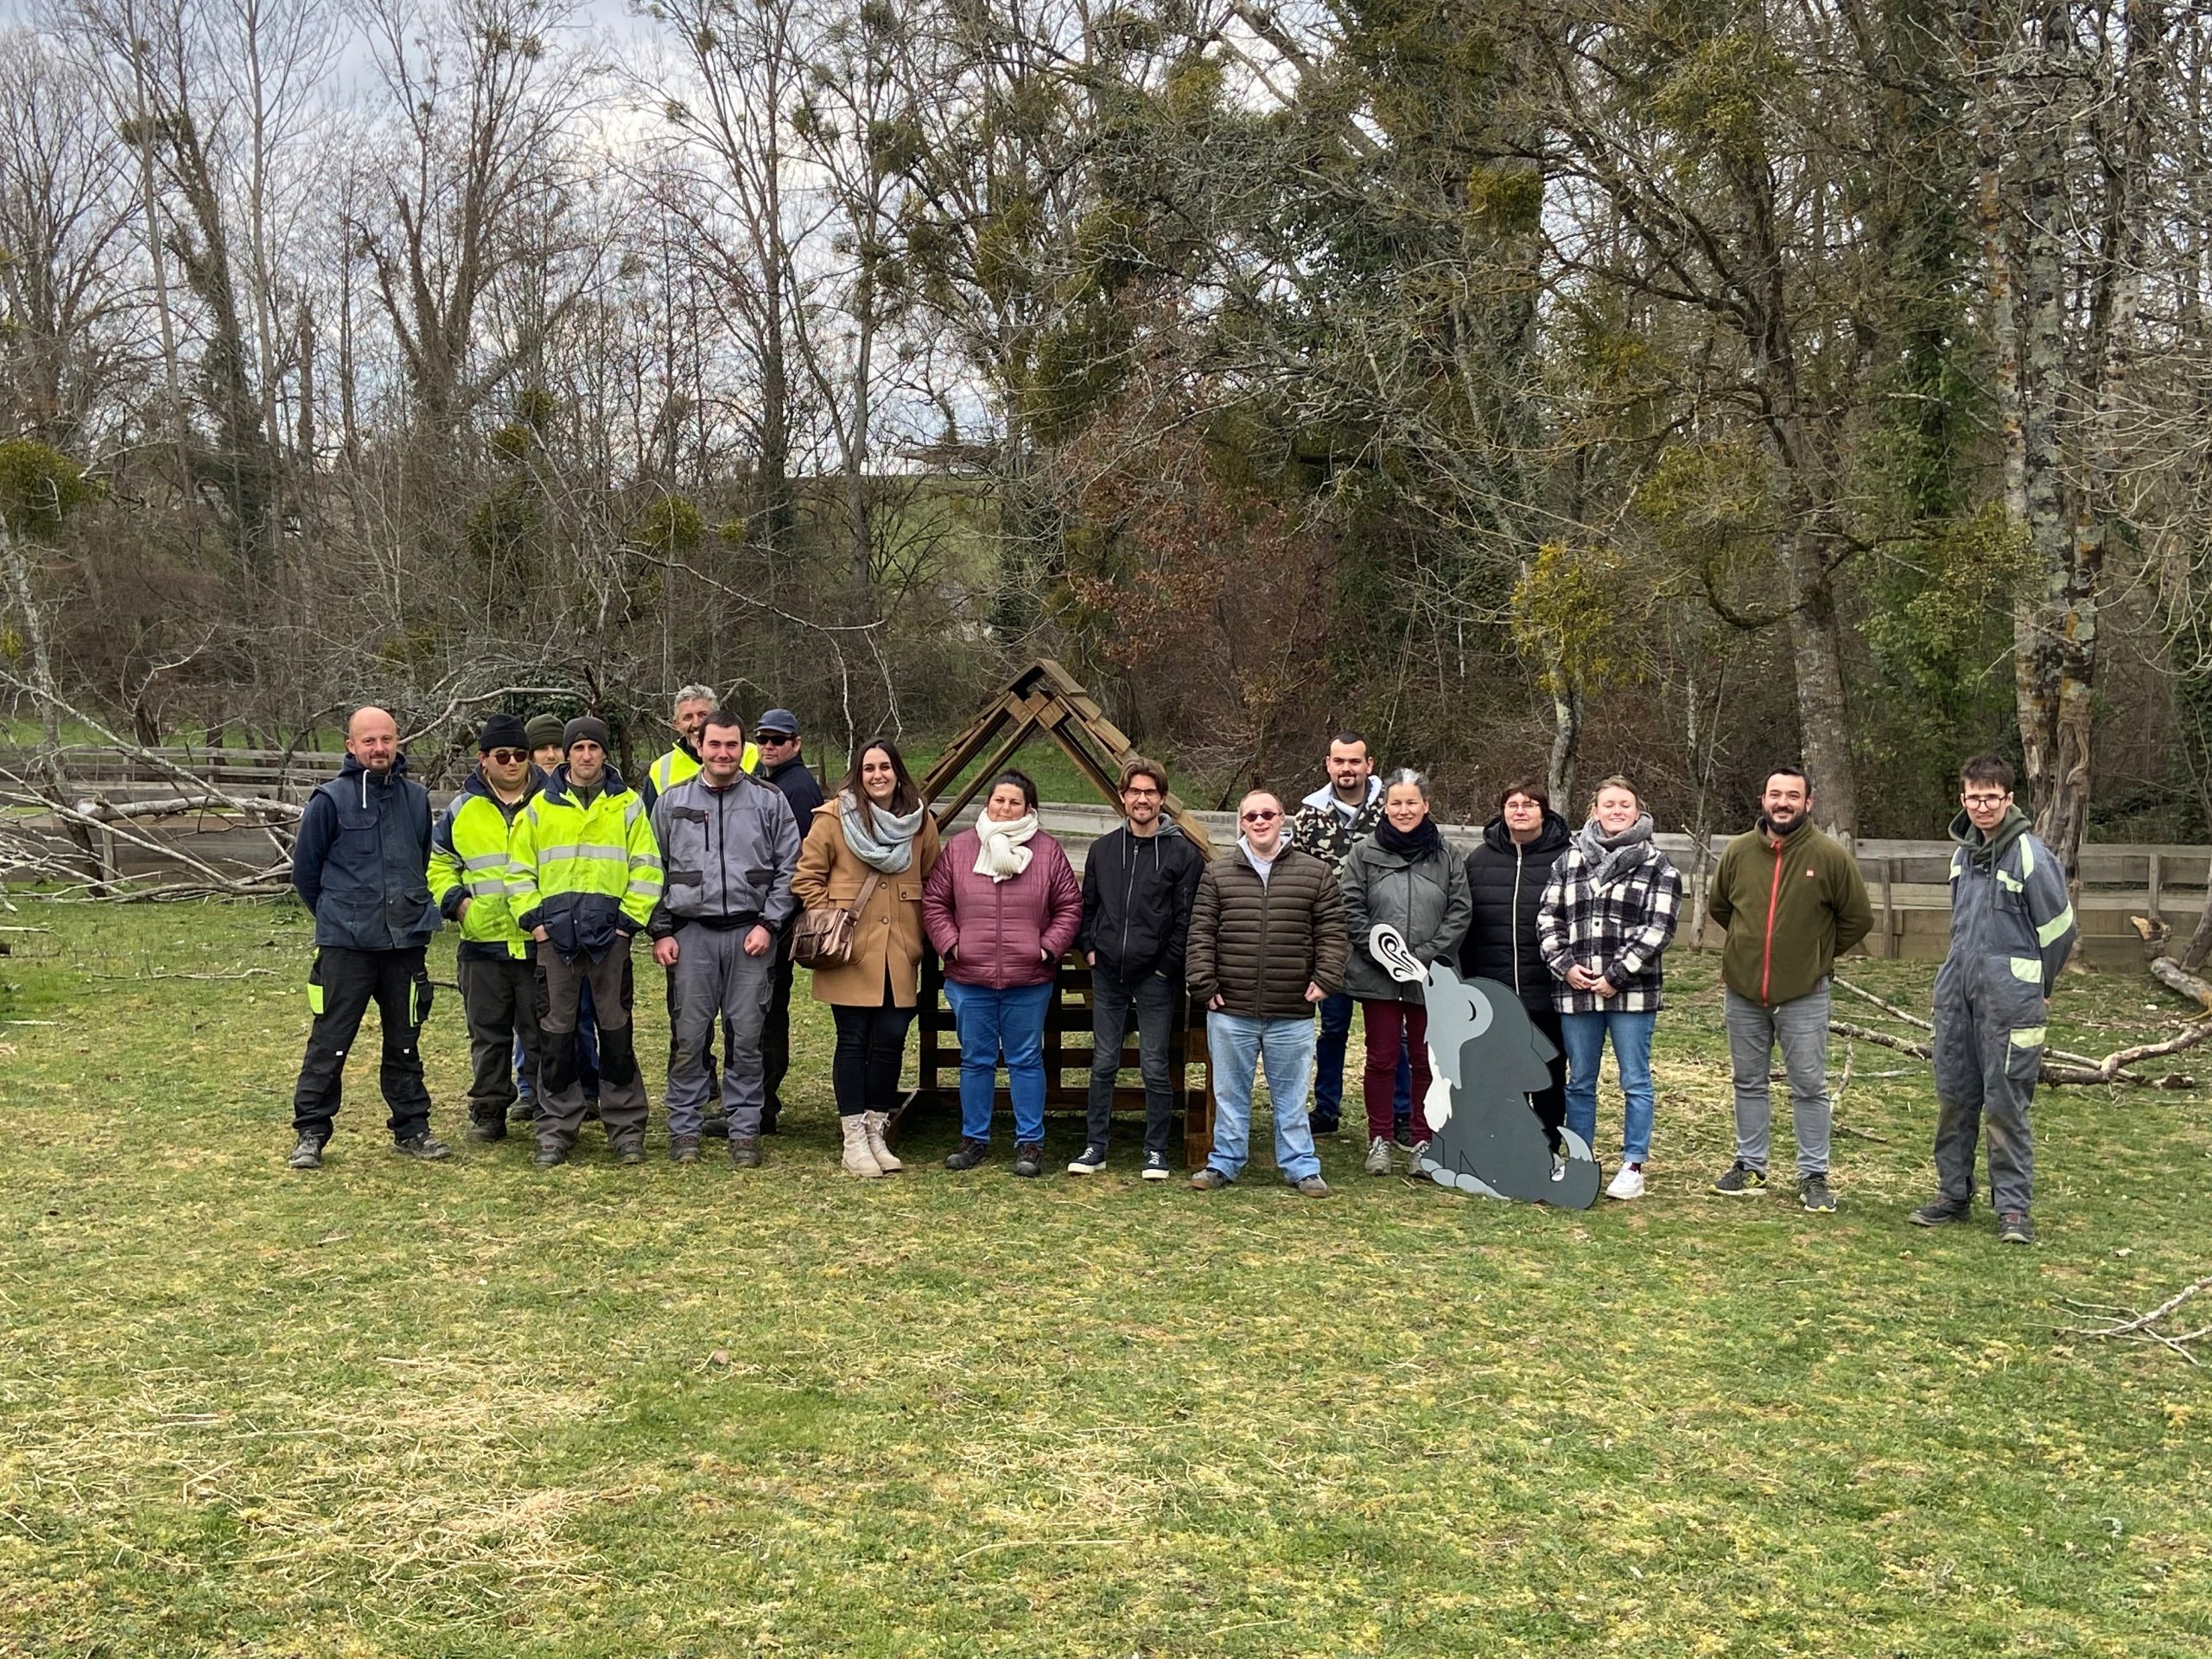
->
<box><xmin>1962</xmin><ymin>792</ymin><xmax>2010</xmax><ymax>806</ymax></box>
<box><xmin>1122</xmin><ymin>787</ymin><xmax>1161</xmax><ymax>799</ymax></box>
<box><xmin>486</xmin><ymin>748</ymin><xmax>529</xmax><ymax>764</ymax></box>
<box><xmin>1240</xmin><ymin>809</ymin><xmax>1281</xmax><ymax>823</ymax></box>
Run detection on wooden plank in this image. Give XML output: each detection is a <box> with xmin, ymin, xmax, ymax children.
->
<box><xmin>1882</xmin><ymin>859</ymin><xmax>1896</xmax><ymax>960</ymax></box>
<box><xmin>2149</xmin><ymin>852</ymin><xmax>2164</xmax><ymax>924</ymax></box>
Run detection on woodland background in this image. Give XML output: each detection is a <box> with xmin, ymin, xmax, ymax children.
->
<box><xmin>3</xmin><ymin>0</ymin><xmax>2210</xmax><ymax>869</ymax></box>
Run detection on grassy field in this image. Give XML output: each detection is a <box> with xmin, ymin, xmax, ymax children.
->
<box><xmin>2</xmin><ymin>902</ymin><xmax>2208</xmax><ymax>1656</ymax></box>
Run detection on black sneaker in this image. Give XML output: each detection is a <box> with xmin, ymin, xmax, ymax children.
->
<box><xmin>1309</xmin><ymin>1114</ymin><xmax>1341</xmax><ymax>1138</ymax></box>
<box><xmin>287</xmin><ymin>1133</ymin><xmax>326</xmax><ymax>1170</ymax></box>
<box><xmin>944</xmin><ymin>1137</ymin><xmax>988</xmax><ymax>1171</ymax></box>
<box><xmin>1798</xmin><ymin>1172</ymin><xmax>1836</xmax><ymax>1212</ymax></box>
<box><xmin>1141</xmin><ymin>1150</ymin><xmax>1171</xmax><ymax>1182</ymax></box>
<box><xmin>1998</xmin><ymin>1211</ymin><xmax>2035</xmax><ymax>1244</ymax></box>
<box><xmin>393</xmin><ymin>1132</ymin><xmax>451</xmax><ymax>1161</ymax></box>
<box><xmin>1713</xmin><ymin>1161</ymin><xmax>1766</xmax><ymax>1196</ymax></box>
<box><xmin>670</xmin><ymin>1135</ymin><xmax>700</xmax><ymax>1165</ymax></box>
<box><xmin>1013</xmin><ymin>1142</ymin><xmax>1045</xmax><ymax>1178</ymax></box>
<box><xmin>1067</xmin><ymin>1144</ymin><xmax>1108</xmax><ymax>1175</ymax></box>
<box><xmin>1910</xmin><ymin>1196</ymin><xmax>1971</xmax><ymax>1228</ymax></box>
<box><xmin>701</xmin><ymin>1113</ymin><xmax>731</xmax><ymax>1141</ymax></box>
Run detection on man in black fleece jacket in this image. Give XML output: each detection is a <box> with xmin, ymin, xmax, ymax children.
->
<box><xmin>1072</xmin><ymin>759</ymin><xmax>1204</xmax><ymax>1179</ymax></box>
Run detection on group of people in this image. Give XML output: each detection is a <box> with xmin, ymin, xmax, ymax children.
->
<box><xmin>286</xmin><ymin>699</ymin><xmax>2076</xmax><ymax>1244</ymax></box>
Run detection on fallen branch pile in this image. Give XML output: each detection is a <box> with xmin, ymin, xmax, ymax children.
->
<box><xmin>1831</xmin><ymin>976</ymin><xmax>2208</xmax><ymax>1090</ymax></box>
<box><xmin>2058</xmin><ymin>1275</ymin><xmax>2212</xmax><ymax>1365</ymax></box>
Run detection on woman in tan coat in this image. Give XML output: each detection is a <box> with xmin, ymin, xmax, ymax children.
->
<box><xmin>792</xmin><ymin>738</ymin><xmax>943</xmax><ymax>1176</ymax></box>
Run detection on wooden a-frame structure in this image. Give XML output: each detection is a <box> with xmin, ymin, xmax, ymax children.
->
<box><xmin>903</xmin><ymin>660</ymin><xmax>1217</xmax><ymax>1167</ymax></box>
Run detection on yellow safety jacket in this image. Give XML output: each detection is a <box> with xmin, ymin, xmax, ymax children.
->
<box><xmin>428</xmin><ymin>767</ymin><xmax>541</xmax><ymax>960</ymax></box>
<box><xmin>510</xmin><ymin>765</ymin><xmax>664</xmax><ymax>958</ymax></box>
<box><xmin>645</xmin><ymin>740</ymin><xmax>758</xmax><ymax>808</ymax></box>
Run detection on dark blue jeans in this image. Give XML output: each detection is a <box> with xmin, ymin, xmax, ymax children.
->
<box><xmin>1313</xmin><ymin>990</ymin><xmax>1408</xmax><ymax>1128</ymax></box>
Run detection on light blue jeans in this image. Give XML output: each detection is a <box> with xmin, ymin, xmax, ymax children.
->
<box><xmin>1560</xmin><ymin>1007</ymin><xmax>1658</xmax><ymax>1164</ymax></box>
<box><xmin>1205</xmin><ymin>1012</ymin><xmax>1321</xmax><ymax>1184</ymax></box>
<box><xmin>943</xmin><ymin>978</ymin><xmax>1053</xmax><ymax>1144</ymax></box>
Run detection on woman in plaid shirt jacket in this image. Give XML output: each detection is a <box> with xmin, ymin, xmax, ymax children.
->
<box><xmin>1539</xmin><ymin>776</ymin><xmax>1681</xmax><ymax>1200</ymax></box>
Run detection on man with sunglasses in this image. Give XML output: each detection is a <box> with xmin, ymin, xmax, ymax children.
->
<box><xmin>429</xmin><ymin>713</ymin><xmax>547</xmax><ymax>1141</ymax></box>
<box><xmin>1185</xmin><ymin>791</ymin><xmax>1346</xmax><ymax>1197</ymax></box>
<box><xmin>752</xmin><ymin>709</ymin><xmax>825</xmax><ymax>1134</ymax></box>
<box><xmin>1911</xmin><ymin>754</ymin><xmax>2077</xmax><ymax>1245</ymax></box>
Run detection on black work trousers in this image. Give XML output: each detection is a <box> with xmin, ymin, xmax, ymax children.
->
<box><xmin>763</xmin><ymin>925</ymin><xmax>797</xmax><ymax>1115</ymax></box>
<box><xmin>291</xmin><ymin>945</ymin><xmax>435</xmax><ymax>1143</ymax></box>
<box><xmin>458</xmin><ymin>953</ymin><xmax>542</xmax><ymax>1123</ymax></box>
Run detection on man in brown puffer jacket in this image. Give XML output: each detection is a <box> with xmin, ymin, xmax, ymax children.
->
<box><xmin>1185</xmin><ymin>790</ymin><xmax>1348</xmax><ymax>1195</ymax></box>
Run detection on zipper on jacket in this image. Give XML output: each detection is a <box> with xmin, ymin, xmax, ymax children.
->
<box><xmin>1120</xmin><ymin>832</ymin><xmax>1138</xmax><ymax>967</ymax></box>
<box><xmin>1760</xmin><ymin>836</ymin><xmax>1784</xmax><ymax>1003</ymax></box>
<box><xmin>1510</xmin><ymin>845</ymin><xmax>1523</xmax><ymax>997</ymax></box>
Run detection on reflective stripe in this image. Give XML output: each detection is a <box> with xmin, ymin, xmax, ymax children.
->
<box><xmin>536</xmin><ymin>843</ymin><xmax>627</xmax><ymax>864</ymax></box>
<box><xmin>2011</xmin><ymin>1025</ymin><xmax>2046</xmax><ymax>1049</ymax></box>
<box><xmin>1996</xmin><ymin>869</ymin><xmax>2023</xmax><ymax>892</ymax></box>
<box><xmin>632</xmin><ymin>852</ymin><xmax>664</xmax><ymax>871</ymax></box>
<box><xmin>626</xmin><ymin>879</ymin><xmax>662</xmax><ymax>897</ymax></box>
<box><xmin>467</xmin><ymin>877</ymin><xmax>507</xmax><ymax>896</ymax></box>
<box><xmin>2018</xmin><ymin>838</ymin><xmax>2036</xmax><ymax>877</ymax></box>
<box><xmin>2011</xmin><ymin>957</ymin><xmax>2043</xmax><ymax>983</ymax></box>
<box><xmin>461</xmin><ymin>852</ymin><xmax>508</xmax><ymax>871</ymax></box>
<box><xmin>2037</xmin><ymin>905</ymin><xmax>2075</xmax><ymax>947</ymax></box>
<box><xmin>1949</xmin><ymin>852</ymin><xmax>1964</xmax><ymax>881</ymax></box>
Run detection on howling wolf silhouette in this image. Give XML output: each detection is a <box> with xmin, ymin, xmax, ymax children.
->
<box><xmin>1369</xmin><ymin>924</ymin><xmax>1603</xmax><ymax>1208</ymax></box>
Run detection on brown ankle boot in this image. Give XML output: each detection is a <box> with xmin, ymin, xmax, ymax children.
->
<box><xmin>861</xmin><ymin>1110</ymin><xmax>903</xmax><ymax>1173</ymax></box>
<box><xmin>839</xmin><ymin>1114</ymin><xmax>883</xmax><ymax>1177</ymax></box>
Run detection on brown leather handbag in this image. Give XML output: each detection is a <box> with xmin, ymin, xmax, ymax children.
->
<box><xmin>791</xmin><ymin>870</ymin><xmax>882</xmax><ymax>969</ymax></box>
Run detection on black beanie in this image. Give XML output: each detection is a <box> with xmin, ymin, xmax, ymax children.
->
<box><xmin>477</xmin><ymin>712</ymin><xmax>528</xmax><ymax>753</ymax></box>
<box><xmin>563</xmin><ymin>715</ymin><xmax>613</xmax><ymax>753</ymax></box>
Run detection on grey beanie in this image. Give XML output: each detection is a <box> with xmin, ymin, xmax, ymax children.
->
<box><xmin>563</xmin><ymin>715</ymin><xmax>612</xmax><ymax>753</ymax></box>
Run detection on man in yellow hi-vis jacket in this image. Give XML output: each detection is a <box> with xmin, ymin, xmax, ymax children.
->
<box><xmin>510</xmin><ymin>715</ymin><xmax>664</xmax><ymax>1167</ymax></box>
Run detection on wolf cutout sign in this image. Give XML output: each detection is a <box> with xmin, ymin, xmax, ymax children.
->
<box><xmin>1368</xmin><ymin>924</ymin><xmax>1604</xmax><ymax>1209</ymax></box>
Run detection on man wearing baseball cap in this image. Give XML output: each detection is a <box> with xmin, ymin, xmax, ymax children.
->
<box><xmin>753</xmin><ymin>709</ymin><xmax>825</xmax><ymax>1131</ymax></box>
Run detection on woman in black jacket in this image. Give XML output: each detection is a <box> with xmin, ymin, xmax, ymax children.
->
<box><xmin>1458</xmin><ymin>776</ymin><xmax>1573</xmax><ymax>1152</ymax></box>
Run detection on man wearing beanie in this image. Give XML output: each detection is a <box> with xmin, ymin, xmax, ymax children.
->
<box><xmin>508</xmin><ymin>715</ymin><xmax>664</xmax><ymax>1166</ymax></box>
<box><xmin>428</xmin><ymin>713</ymin><xmax>546</xmax><ymax>1141</ymax></box>
<box><xmin>515</xmin><ymin>713</ymin><xmax>600</xmax><ymax>1123</ymax></box>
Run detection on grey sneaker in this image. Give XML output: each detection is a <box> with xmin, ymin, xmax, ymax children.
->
<box><xmin>1296</xmin><ymin>1174</ymin><xmax>1331</xmax><ymax>1198</ymax></box>
<box><xmin>1363</xmin><ymin>1136</ymin><xmax>1394</xmax><ymax>1176</ymax></box>
<box><xmin>1998</xmin><ymin>1211</ymin><xmax>2035</xmax><ymax>1244</ymax></box>
<box><xmin>1713</xmin><ymin>1161</ymin><xmax>1767</xmax><ymax>1196</ymax></box>
<box><xmin>1013</xmin><ymin>1142</ymin><xmax>1045</xmax><ymax>1179</ymax></box>
<box><xmin>1799</xmin><ymin>1173</ymin><xmax>1836</xmax><ymax>1212</ymax></box>
<box><xmin>944</xmin><ymin>1137</ymin><xmax>988</xmax><ymax>1171</ymax></box>
<box><xmin>287</xmin><ymin>1133</ymin><xmax>326</xmax><ymax>1170</ymax></box>
<box><xmin>1190</xmin><ymin>1167</ymin><xmax>1233</xmax><ymax>1191</ymax></box>
<box><xmin>1910</xmin><ymin>1195</ymin><xmax>1971</xmax><ymax>1227</ymax></box>
<box><xmin>393</xmin><ymin>1132</ymin><xmax>451</xmax><ymax>1161</ymax></box>
<box><xmin>669</xmin><ymin>1135</ymin><xmax>700</xmax><ymax>1165</ymax></box>
<box><xmin>1404</xmin><ymin>1139</ymin><xmax>1430</xmax><ymax>1173</ymax></box>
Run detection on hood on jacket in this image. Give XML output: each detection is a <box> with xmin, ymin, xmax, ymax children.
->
<box><xmin>337</xmin><ymin>749</ymin><xmax>412</xmax><ymax>809</ymax></box>
<box><xmin>1481</xmin><ymin>808</ymin><xmax>1572</xmax><ymax>858</ymax></box>
<box><xmin>1300</xmin><ymin>775</ymin><xmax>1382</xmax><ymax>814</ymax></box>
<box><xmin>543</xmin><ymin>761</ymin><xmax>632</xmax><ymax>806</ymax></box>
<box><xmin>1950</xmin><ymin>804</ymin><xmax>2031</xmax><ymax>868</ymax></box>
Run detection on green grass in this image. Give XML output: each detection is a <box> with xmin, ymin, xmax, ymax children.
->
<box><xmin>2</xmin><ymin>903</ymin><xmax>2208</xmax><ymax>1656</ymax></box>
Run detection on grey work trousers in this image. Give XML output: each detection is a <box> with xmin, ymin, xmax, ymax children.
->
<box><xmin>536</xmin><ymin>945</ymin><xmax>647</xmax><ymax>1153</ymax></box>
<box><xmin>1930</xmin><ymin>975</ymin><xmax>2042</xmax><ymax>1215</ymax></box>
<box><xmin>1725</xmin><ymin>982</ymin><xmax>1834</xmax><ymax>1178</ymax></box>
<box><xmin>665</xmin><ymin>923</ymin><xmax>774</xmax><ymax>1139</ymax></box>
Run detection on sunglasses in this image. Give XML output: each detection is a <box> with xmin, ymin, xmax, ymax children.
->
<box><xmin>486</xmin><ymin>748</ymin><xmax>530</xmax><ymax>764</ymax></box>
<box><xmin>757</xmin><ymin>732</ymin><xmax>796</xmax><ymax>744</ymax></box>
<box><xmin>1240</xmin><ymin>809</ymin><xmax>1281</xmax><ymax>823</ymax></box>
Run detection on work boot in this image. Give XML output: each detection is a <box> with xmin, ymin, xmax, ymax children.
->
<box><xmin>287</xmin><ymin>1133</ymin><xmax>326</xmax><ymax>1171</ymax></box>
<box><xmin>840</xmin><ymin>1115</ymin><xmax>885</xmax><ymax>1178</ymax></box>
<box><xmin>467</xmin><ymin>1109</ymin><xmax>507</xmax><ymax>1143</ymax></box>
<box><xmin>861</xmin><ymin>1111</ymin><xmax>902</xmax><ymax>1173</ymax></box>
<box><xmin>612</xmin><ymin>1135</ymin><xmax>646</xmax><ymax>1166</ymax></box>
<box><xmin>701</xmin><ymin>1112</ymin><xmax>731</xmax><ymax>1141</ymax></box>
<box><xmin>1012</xmin><ymin>1142</ymin><xmax>1045</xmax><ymax>1178</ymax></box>
<box><xmin>508</xmin><ymin>1098</ymin><xmax>537</xmax><ymax>1125</ymax></box>
<box><xmin>944</xmin><ymin>1136</ymin><xmax>988</xmax><ymax>1171</ymax></box>
<box><xmin>670</xmin><ymin>1135</ymin><xmax>701</xmax><ymax>1165</ymax></box>
<box><xmin>1997</xmin><ymin>1210</ymin><xmax>2035</xmax><ymax>1245</ymax></box>
<box><xmin>1909</xmin><ymin>1195</ymin><xmax>1971</xmax><ymax>1228</ymax></box>
<box><xmin>532</xmin><ymin>1141</ymin><xmax>568</xmax><ymax>1168</ymax></box>
<box><xmin>393</xmin><ymin>1132</ymin><xmax>451</xmax><ymax>1161</ymax></box>
<box><xmin>728</xmin><ymin>1135</ymin><xmax>762</xmax><ymax>1169</ymax></box>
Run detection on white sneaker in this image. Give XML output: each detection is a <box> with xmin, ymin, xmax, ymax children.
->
<box><xmin>1605</xmin><ymin>1162</ymin><xmax>1646</xmax><ymax>1201</ymax></box>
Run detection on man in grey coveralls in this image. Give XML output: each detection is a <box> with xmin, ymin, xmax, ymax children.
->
<box><xmin>648</xmin><ymin>710</ymin><xmax>802</xmax><ymax>1166</ymax></box>
<box><xmin>1910</xmin><ymin>753</ymin><xmax>2078</xmax><ymax>1246</ymax></box>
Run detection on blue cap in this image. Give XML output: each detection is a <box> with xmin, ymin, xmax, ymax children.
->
<box><xmin>755</xmin><ymin>708</ymin><xmax>799</xmax><ymax>738</ymax></box>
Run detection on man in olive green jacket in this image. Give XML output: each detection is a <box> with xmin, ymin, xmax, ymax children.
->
<box><xmin>1705</xmin><ymin>766</ymin><xmax>1873</xmax><ymax>1211</ymax></box>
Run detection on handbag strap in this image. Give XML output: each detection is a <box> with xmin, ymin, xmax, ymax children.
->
<box><xmin>846</xmin><ymin>868</ymin><xmax>883</xmax><ymax>918</ymax></box>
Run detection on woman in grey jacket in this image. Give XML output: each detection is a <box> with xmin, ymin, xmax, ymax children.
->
<box><xmin>1339</xmin><ymin>770</ymin><xmax>1473</xmax><ymax>1174</ymax></box>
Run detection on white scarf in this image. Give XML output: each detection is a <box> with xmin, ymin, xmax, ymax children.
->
<box><xmin>973</xmin><ymin>811</ymin><xmax>1039</xmax><ymax>881</ymax></box>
